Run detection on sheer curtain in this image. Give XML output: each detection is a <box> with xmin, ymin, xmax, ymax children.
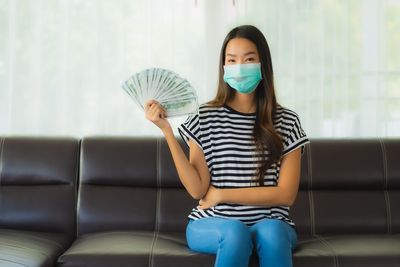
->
<box><xmin>0</xmin><ymin>0</ymin><xmax>399</xmax><ymax>138</ymax></box>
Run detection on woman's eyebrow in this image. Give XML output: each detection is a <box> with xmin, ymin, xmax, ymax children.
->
<box><xmin>244</xmin><ymin>51</ymin><xmax>257</xmax><ymax>56</ymax></box>
<box><xmin>226</xmin><ymin>51</ymin><xmax>257</xmax><ymax>57</ymax></box>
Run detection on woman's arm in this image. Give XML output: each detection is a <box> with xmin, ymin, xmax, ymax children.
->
<box><xmin>198</xmin><ymin>147</ymin><xmax>302</xmax><ymax>209</ymax></box>
<box><xmin>145</xmin><ymin>100</ymin><xmax>210</xmax><ymax>199</ymax></box>
<box><xmin>163</xmin><ymin>128</ymin><xmax>211</xmax><ymax>199</ymax></box>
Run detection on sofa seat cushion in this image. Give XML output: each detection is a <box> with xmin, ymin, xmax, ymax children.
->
<box><xmin>293</xmin><ymin>235</ymin><xmax>339</xmax><ymax>267</ymax></box>
<box><xmin>58</xmin><ymin>231</ymin><xmax>215</xmax><ymax>267</ymax></box>
<box><xmin>309</xmin><ymin>234</ymin><xmax>400</xmax><ymax>267</ymax></box>
<box><xmin>0</xmin><ymin>229</ymin><xmax>72</xmax><ymax>267</ymax></box>
<box><xmin>154</xmin><ymin>233</ymin><xmax>400</xmax><ymax>267</ymax></box>
<box><xmin>152</xmin><ymin>232</ymin><xmax>214</xmax><ymax>267</ymax></box>
<box><xmin>57</xmin><ymin>231</ymin><xmax>155</xmax><ymax>267</ymax></box>
<box><xmin>57</xmin><ymin>231</ymin><xmax>400</xmax><ymax>267</ymax></box>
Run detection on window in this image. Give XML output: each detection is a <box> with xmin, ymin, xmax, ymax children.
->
<box><xmin>0</xmin><ymin>0</ymin><xmax>398</xmax><ymax>137</ymax></box>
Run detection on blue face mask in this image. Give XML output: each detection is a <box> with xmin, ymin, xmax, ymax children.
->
<box><xmin>223</xmin><ymin>63</ymin><xmax>262</xmax><ymax>94</ymax></box>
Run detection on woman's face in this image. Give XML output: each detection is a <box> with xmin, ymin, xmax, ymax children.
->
<box><xmin>224</xmin><ymin>38</ymin><xmax>260</xmax><ymax>65</ymax></box>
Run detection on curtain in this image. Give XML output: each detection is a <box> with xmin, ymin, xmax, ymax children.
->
<box><xmin>0</xmin><ymin>0</ymin><xmax>399</xmax><ymax>138</ymax></box>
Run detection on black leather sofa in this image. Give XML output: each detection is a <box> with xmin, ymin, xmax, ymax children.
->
<box><xmin>0</xmin><ymin>136</ymin><xmax>399</xmax><ymax>267</ymax></box>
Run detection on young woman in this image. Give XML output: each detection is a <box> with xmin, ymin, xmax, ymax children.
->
<box><xmin>145</xmin><ymin>25</ymin><xmax>309</xmax><ymax>267</ymax></box>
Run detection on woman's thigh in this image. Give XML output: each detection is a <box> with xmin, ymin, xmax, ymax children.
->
<box><xmin>185</xmin><ymin>217</ymin><xmax>252</xmax><ymax>254</ymax></box>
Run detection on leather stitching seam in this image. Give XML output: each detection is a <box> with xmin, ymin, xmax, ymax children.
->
<box><xmin>380</xmin><ymin>138</ymin><xmax>392</xmax><ymax>234</ymax></box>
<box><xmin>315</xmin><ymin>234</ymin><xmax>339</xmax><ymax>267</ymax></box>
<box><xmin>307</xmin><ymin>143</ymin><xmax>315</xmax><ymax>236</ymax></box>
<box><xmin>149</xmin><ymin>138</ymin><xmax>161</xmax><ymax>267</ymax></box>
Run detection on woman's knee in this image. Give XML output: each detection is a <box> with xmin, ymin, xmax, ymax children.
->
<box><xmin>252</xmin><ymin>219</ymin><xmax>296</xmax><ymax>251</ymax></box>
<box><xmin>222</xmin><ymin>220</ymin><xmax>250</xmax><ymax>239</ymax></box>
<box><xmin>219</xmin><ymin>219</ymin><xmax>253</xmax><ymax>252</ymax></box>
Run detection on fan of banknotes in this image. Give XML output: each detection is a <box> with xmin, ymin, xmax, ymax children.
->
<box><xmin>122</xmin><ymin>68</ymin><xmax>198</xmax><ymax>117</ymax></box>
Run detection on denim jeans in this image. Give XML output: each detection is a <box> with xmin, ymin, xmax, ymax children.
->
<box><xmin>186</xmin><ymin>217</ymin><xmax>297</xmax><ymax>267</ymax></box>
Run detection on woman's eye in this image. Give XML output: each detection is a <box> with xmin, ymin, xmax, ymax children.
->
<box><xmin>227</xmin><ymin>59</ymin><xmax>235</xmax><ymax>63</ymax></box>
<box><xmin>246</xmin><ymin>58</ymin><xmax>254</xmax><ymax>62</ymax></box>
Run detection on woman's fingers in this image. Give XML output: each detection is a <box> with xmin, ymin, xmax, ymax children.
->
<box><xmin>197</xmin><ymin>199</ymin><xmax>212</xmax><ymax>210</ymax></box>
<box><xmin>145</xmin><ymin>100</ymin><xmax>167</xmax><ymax>115</ymax></box>
<box><xmin>144</xmin><ymin>99</ymin><xmax>157</xmax><ymax>111</ymax></box>
<box><xmin>149</xmin><ymin>103</ymin><xmax>163</xmax><ymax>118</ymax></box>
<box><xmin>147</xmin><ymin>106</ymin><xmax>159</xmax><ymax>121</ymax></box>
<box><xmin>146</xmin><ymin>102</ymin><xmax>167</xmax><ymax>121</ymax></box>
<box><xmin>144</xmin><ymin>100</ymin><xmax>171</xmax><ymax>131</ymax></box>
<box><xmin>159</xmin><ymin>108</ymin><xmax>167</xmax><ymax>118</ymax></box>
<box><xmin>155</xmin><ymin>105</ymin><xmax>168</xmax><ymax>119</ymax></box>
<box><xmin>153</xmin><ymin>103</ymin><xmax>167</xmax><ymax>116</ymax></box>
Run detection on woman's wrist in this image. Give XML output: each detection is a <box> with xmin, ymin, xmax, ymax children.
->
<box><xmin>161</xmin><ymin>124</ymin><xmax>173</xmax><ymax>136</ymax></box>
<box><xmin>217</xmin><ymin>188</ymin><xmax>224</xmax><ymax>203</ymax></box>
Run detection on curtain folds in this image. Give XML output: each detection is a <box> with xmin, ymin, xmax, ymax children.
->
<box><xmin>0</xmin><ymin>0</ymin><xmax>398</xmax><ymax>137</ymax></box>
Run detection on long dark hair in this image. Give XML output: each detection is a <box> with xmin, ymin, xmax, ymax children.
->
<box><xmin>207</xmin><ymin>25</ymin><xmax>283</xmax><ymax>186</ymax></box>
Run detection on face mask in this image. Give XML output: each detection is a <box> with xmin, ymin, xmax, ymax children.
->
<box><xmin>223</xmin><ymin>63</ymin><xmax>262</xmax><ymax>94</ymax></box>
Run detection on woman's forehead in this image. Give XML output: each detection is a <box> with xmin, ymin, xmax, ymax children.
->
<box><xmin>225</xmin><ymin>38</ymin><xmax>258</xmax><ymax>56</ymax></box>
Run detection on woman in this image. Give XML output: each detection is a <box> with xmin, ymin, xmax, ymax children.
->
<box><xmin>145</xmin><ymin>25</ymin><xmax>309</xmax><ymax>267</ymax></box>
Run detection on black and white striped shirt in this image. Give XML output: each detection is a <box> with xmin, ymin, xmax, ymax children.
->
<box><xmin>178</xmin><ymin>103</ymin><xmax>309</xmax><ymax>229</ymax></box>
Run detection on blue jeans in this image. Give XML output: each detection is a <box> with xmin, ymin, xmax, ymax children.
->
<box><xmin>186</xmin><ymin>217</ymin><xmax>297</xmax><ymax>267</ymax></box>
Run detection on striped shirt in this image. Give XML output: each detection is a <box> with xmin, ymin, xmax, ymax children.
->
<box><xmin>178</xmin><ymin>103</ymin><xmax>310</xmax><ymax>229</ymax></box>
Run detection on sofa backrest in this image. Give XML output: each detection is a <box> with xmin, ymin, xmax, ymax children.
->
<box><xmin>2</xmin><ymin>136</ymin><xmax>397</xmax><ymax>237</ymax></box>
<box><xmin>0</xmin><ymin>137</ymin><xmax>79</xmax><ymax>235</ymax></box>
<box><xmin>292</xmin><ymin>139</ymin><xmax>400</xmax><ymax>236</ymax></box>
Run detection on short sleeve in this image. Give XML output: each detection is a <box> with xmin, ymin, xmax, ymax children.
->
<box><xmin>178</xmin><ymin>112</ymin><xmax>202</xmax><ymax>150</ymax></box>
<box><xmin>281</xmin><ymin>112</ymin><xmax>310</xmax><ymax>157</ymax></box>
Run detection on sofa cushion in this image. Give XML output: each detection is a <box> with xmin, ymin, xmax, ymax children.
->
<box><xmin>77</xmin><ymin>138</ymin><xmax>159</xmax><ymax>236</ymax></box>
<box><xmin>153</xmin><ymin>233</ymin><xmax>400</xmax><ymax>267</ymax></box>
<box><xmin>57</xmin><ymin>231</ymin><xmax>155</xmax><ymax>267</ymax></box>
<box><xmin>310</xmin><ymin>234</ymin><xmax>400</xmax><ymax>267</ymax></box>
<box><xmin>0</xmin><ymin>137</ymin><xmax>79</xmax><ymax>235</ymax></box>
<box><xmin>151</xmin><ymin>232</ymin><xmax>215</xmax><ymax>267</ymax></box>
<box><xmin>308</xmin><ymin>140</ymin><xmax>397</xmax><ymax>235</ymax></box>
<box><xmin>0</xmin><ymin>229</ymin><xmax>71</xmax><ymax>267</ymax></box>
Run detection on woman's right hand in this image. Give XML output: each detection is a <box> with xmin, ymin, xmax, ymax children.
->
<box><xmin>144</xmin><ymin>99</ymin><xmax>171</xmax><ymax>132</ymax></box>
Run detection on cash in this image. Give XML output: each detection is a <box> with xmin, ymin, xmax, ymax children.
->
<box><xmin>122</xmin><ymin>68</ymin><xmax>199</xmax><ymax>117</ymax></box>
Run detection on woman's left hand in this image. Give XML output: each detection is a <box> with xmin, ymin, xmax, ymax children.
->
<box><xmin>198</xmin><ymin>185</ymin><xmax>221</xmax><ymax>210</ymax></box>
